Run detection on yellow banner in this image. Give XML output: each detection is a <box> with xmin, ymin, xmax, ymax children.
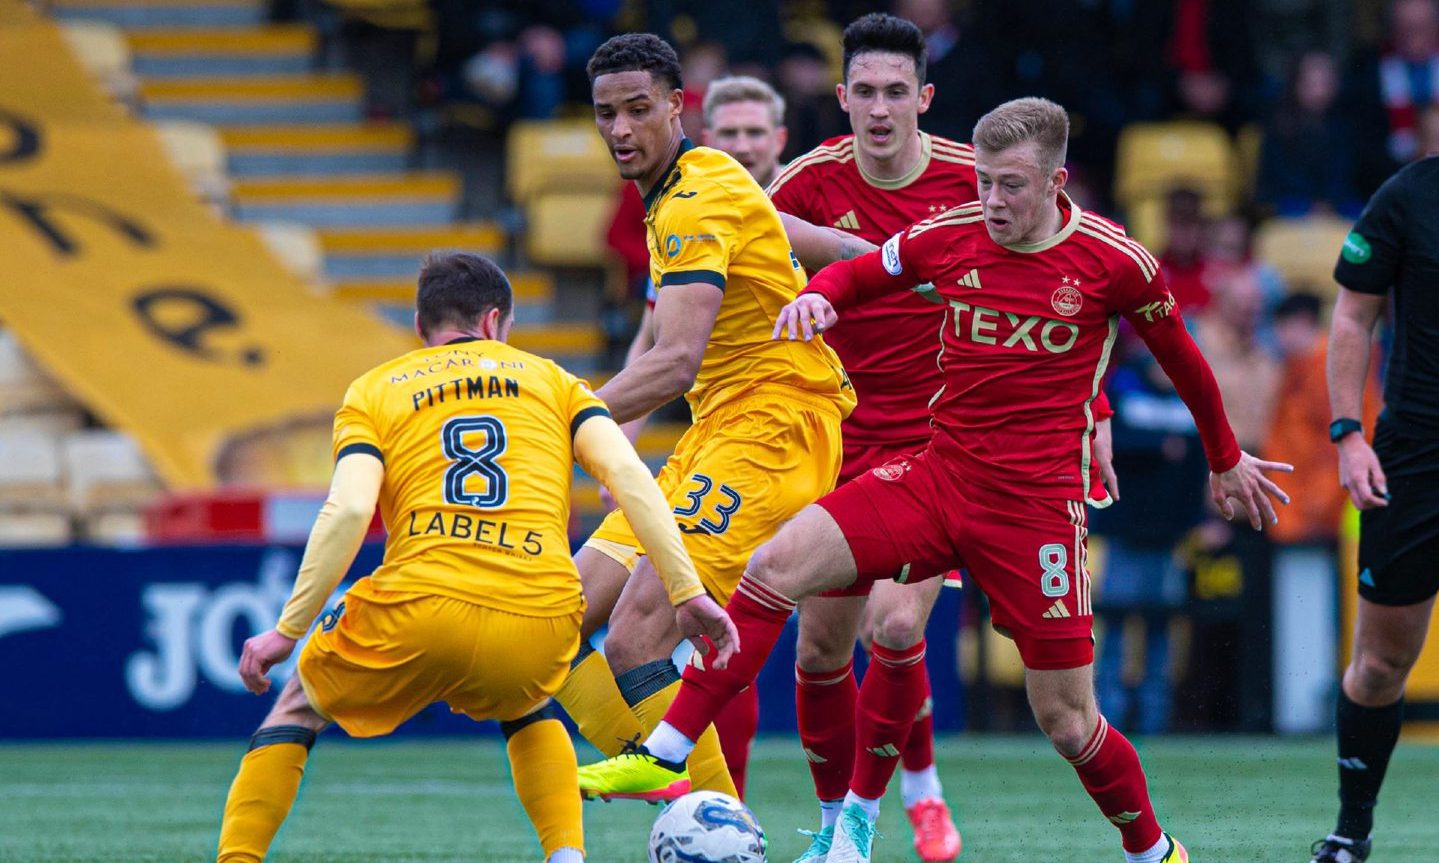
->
<box><xmin>0</xmin><ymin>9</ymin><xmax>415</xmax><ymax>488</ymax></box>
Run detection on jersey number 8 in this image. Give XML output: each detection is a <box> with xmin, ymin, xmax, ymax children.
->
<box><xmin>441</xmin><ymin>415</ymin><xmax>508</xmax><ymax>508</ymax></box>
<box><xmin>1038</xmin><ymin>543</ymin><xmax>1070</xmax><ymax>597</ymax></box>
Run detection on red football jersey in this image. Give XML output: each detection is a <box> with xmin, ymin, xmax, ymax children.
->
<box><xmin>810</xmin><ymin>194</ymin><xmax>1240</xmax><ymax>503</ymax></box>
<box><xmin>767</xmin><ymin>132</ymin><xmax>977</xmax><ymax>450</ymax></box>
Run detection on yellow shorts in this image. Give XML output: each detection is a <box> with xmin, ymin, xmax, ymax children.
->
<box><xmin>297</xmin><ymin>578</ymin><xmax>582</xmax><ymax>738</ymax></box>
<box><xmin>589</xmin><ymin>386</ymin><xmax>844</xmax><ymax>604</ymax></box>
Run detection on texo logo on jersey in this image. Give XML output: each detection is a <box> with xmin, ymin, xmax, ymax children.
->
<box><xmin>948</xmin><ymin>300</ymin><xmax>1080</xmax><ymax>353</ymax></box>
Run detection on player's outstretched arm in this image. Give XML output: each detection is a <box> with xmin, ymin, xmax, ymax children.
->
<box><xmin>574</xmin><ymin>414</ymin><xmax>739</xmax><ymax>668</ymax></box>
<box><xmin>779</xmin><ymin>212</ymin><xmax>877</xmax><ymax>270</ymax></box>
<box><xmin>594</xmin><ymin>282</ymin><xmax>722</xmax><ymax>424</ymax></box>
<box><xmin>240</xmin><ymin>453</ymin><xmax>383</xmax><ymax>694</ymax></box>
<box><xmin>1326</xmin><ymin>287</ymin><xmax>1389</xmax><ymax>510</ymax></box>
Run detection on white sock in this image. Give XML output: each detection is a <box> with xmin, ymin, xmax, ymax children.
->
<box><xmin>547</xmin><ymin>847</ymin><xmax>584</xmax><ymax>863</ymax></box>
<box><xmin>842</xmin><ymin>790</ymin><xmax>881</xmax><ymax>821</ymax></box>
<box><xmin>900</xmin><ymin>765</ymin><xmax>943</xmax><ymax>809</ymax></box>
<box><xmin>819</xmin><ymin>798</ymin><xmax>844</xmax><ymax>829</ymax></box>
<box><xmin>644</xmin><ymin>721</ymin><xmax>695</xmax><ymax>763</ymax></box>
<box><xmin>1123</xmin><ymin>834</ymin><xmax>1170</xmax><ymax>863</ymax></box>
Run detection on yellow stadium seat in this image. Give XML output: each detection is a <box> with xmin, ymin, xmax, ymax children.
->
<box><xmin>1114</xmin><ymin>121</ymin><xmax>1238</xmax><ymax>213</ymax></box>
<box><xmin>1254</xmin><ymin>216</ymin><xmax>1352</xmax><ymax>300</ymax></box>
<box><xmin>525</xmin><ymin>188</ymin><xmax>616</xmax><ymax>267</ymax></box>
<box><xmin>60</xmin><ymin>21</ymin><xmax>138</xmax><ymax>104</ymax></box>
<box><xmin>506</xmin><ymin>119</ymin><xmax>617</xmax><ymax>203</ymax></box>
<box><xmin>153</xmin><ymin>120</ymin><xmax>230</xmax><ymax>206</ymax></box>
<box><xmin>1235</xmin><ymin>123</ymin><xmax>1263</xmax><ymax>203</ymax></box>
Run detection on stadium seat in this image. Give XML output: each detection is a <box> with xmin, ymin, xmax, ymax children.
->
<box><xmin>525</xmin><ymin>188</ymin><xmax>616</xmax><ymax>267</ymax></box>
<box><xmin>61</xmin><ymin>430</ymin><xmax>163</xmax><ymax>513</ymax></box>
<box><xmin>1114</xmin><ymin>122</ymin><xmax>1238</xmax><ymax>214</ymax></box>
<box><xmin>81</xmin><ymin>510</ymin><xmax>147</xmax><ymax>546</ymax></box>
<box><xmin>0</xmin><ymin>329</ymin><xmax>80</xmax><ymax>416</ymax></box>
<box><xmin>1254</xmin><ymin>216</ymin><xmax>1352</xmax><ymax>300</ymax></box>
<box><xmin>0</xmin><ymin>511</ymin><xmax>73</xmax><ymax>547</ymax></box>
<box><xmin>0</xmin><ymin>410</ymin><xmax>86</xmax><ymax>436</ymax></box>
<box><xmin>153</xmin><ymin>120</ymin><xmax>231</xmax><ymax>206</ymax></box>
<box><xmin>505</xmin><ymin>119</ymin><xmax>617</xmax><ymax>203</ymax></box>
<box><xmin>59</xmin><ymin>20</ymin><xmax>138</xmax><ymax>104</ymax></box>
<box><xmin>253</xmin><ymin>221</ymin><xmax>325</xmax><ymax>284</ymax></box>
<box><xmin>0</xmin><ymin>430</ymin><xmax>67</xmax><ymax>511</ymax></box>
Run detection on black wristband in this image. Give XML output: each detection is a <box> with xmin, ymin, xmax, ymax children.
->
<box><xmin>1329</xmin><ymin>418</ymin><xmax>1363</xmax><ymax>443</ymax></box>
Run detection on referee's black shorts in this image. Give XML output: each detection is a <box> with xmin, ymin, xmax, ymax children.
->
<box><xmin>1358</xmin><ymin>417</ymin><xmax>1439</xmax><ymax>606</ymax></box>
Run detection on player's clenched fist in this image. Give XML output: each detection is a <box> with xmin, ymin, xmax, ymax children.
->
<box><xmin>773</xmin><ymin>293</ymin><xmax>838</xmax><ymax>342</ymax></box>
<box><xmin>238</xmin><ymin>630</ymin><xmax>298</xmax><ymax>695</ymax></box>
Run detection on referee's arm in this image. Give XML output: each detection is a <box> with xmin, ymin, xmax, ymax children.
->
<box><xmin>1326</xmin><ymin>287</ymin><xmax>1389</xmax><ymax>510</ymax></box>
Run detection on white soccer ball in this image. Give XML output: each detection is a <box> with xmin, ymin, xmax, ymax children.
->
<box><xmin>647</xmin><ymin>790</ymin><xmax>767</xmax><ymax>863</ymax></box>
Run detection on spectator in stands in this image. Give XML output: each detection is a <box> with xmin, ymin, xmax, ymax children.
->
<box><xmin>679</xmin><ymin>41</ymin><xmax>729</xmax><ymax>140</ymax></box>
<box><xmin>1418</xmin><ymin>103</ymin><xmax>1439</xmax><ymax>157</ymax></box>
<box><xmin>433</xmin><ymin>1</ymin><xmax>611</xmax><ymax>123</ymax></box>
<box><xmin>1205</xmin><ymin>215</ymin><xmax>1287</xmax><ymax>329</ymax></box>
<box><xmin>1091</xmin><ymin>339</ymin><xmax>1209</xmax><ymax>735</ymax></box>
<box><xmin>1161</xmin><ymin>0</ymin><xmax>1262</xmax><ymax>132</ymax></box>
<box><xmin>1257</xmin><ymin>50</ymin><xmax>1362</xmax><ymax>218</ymax></box>
<box><xmin>775</xmin><ymin>41</ymin><xmax>849</xmax><ymax>158</ymax></box>
<box><xmin>892</xmin><ymin>0</ymin><xmax>1001</xmax><ymax>143</ymax></box>
<box><xmin>1349</xmin><ymin>0</ymin><xmax>1439</xmax><ymax>191</ymax></box>
<box><xmin>1263</xmin><ymin>293</ymin><xmax>1382</xmax><ymax>548</ymax></box>
<box><xmin>1193</xmin><ymin>266</ymin><xmax>1281</xmax><ymax>453</ymax></box>
<box><xmin>1158</xmin><ymin>187</ymin><xmax>1213</xmax><ymax>312</ymax></box>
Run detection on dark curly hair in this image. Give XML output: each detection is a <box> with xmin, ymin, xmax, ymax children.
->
<box><xmin>842</xmin><ymin>13</ymin><xmax>927</xmax><ymax>85</ymax></box>
<box><xmin>586</xmin><ymin>33</ymin><xmax>683</xmax><ymax>92</ymax></box>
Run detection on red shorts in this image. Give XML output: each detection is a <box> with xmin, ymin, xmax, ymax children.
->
<box><xmin>817</xmin><ymin>450</ymin><xmax>1094</xmax><ymax>670</ymax></box>
<box><xmin>824</xmin><ymin>437</ymin><xmax>963</xmax><ymax>597</ymax></box>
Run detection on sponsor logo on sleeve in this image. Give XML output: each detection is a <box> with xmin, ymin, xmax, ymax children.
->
<box><xmin>1342</xmin><ymin>232</ymin><xmax>1372</xmax><ymax>264</ymax></box>
<box><xmin>881</xmin><ymin>233</ymin><xmax>903</xmax><ymax>276</ymax></box>
<box><xmin>1132</xmin><ymin>291</ymin><xmax>1177</xmax><ymax>323</ymax></box>
<box><xmin>664</xmin><ymin>233</ymin><xmax>718</xmax><ymax>258</ymax></box>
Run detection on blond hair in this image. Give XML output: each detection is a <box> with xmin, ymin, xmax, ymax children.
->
<box><xmin>973</xmin><ymin>97</ymin><xmax>1069</xmax><ymax>173</ymax></box>
<box><xmin>702</xmin><ymin>75</ymin><xmax>786</xmax><ymax>128</ymax></box>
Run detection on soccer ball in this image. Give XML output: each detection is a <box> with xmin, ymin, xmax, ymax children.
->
<box><xmin>647</xmin><ymin>790</ymin><xmax>767</xmax><ymax>863</ymax></box>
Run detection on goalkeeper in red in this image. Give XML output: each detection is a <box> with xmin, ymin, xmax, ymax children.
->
<box><xmin>577</xmin><ymin>97</ymin><xmax>1295</xmax><ymax>863</ymax></box>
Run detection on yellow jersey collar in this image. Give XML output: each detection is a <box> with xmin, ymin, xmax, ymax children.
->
<box><xmin>643</xmin><ymin>137</ymin><xmax>696</xmax><ymax>213</ymax></box>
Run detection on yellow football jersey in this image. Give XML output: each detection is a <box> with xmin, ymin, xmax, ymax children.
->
<box><xmin>331</xmin><ymin>338</ymin><xmax>607</xmax><ymax>617</ymax></box>
<box><xmin>645</xmin><ymin>140</ymin><xmax>856</xmax><ymax>421</ymax></box>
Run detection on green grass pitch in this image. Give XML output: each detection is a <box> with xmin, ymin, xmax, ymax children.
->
<box><xmin>2</xmin><ymin>736</ymin><xmax>1436</xmax><ymax>862</ymax></box>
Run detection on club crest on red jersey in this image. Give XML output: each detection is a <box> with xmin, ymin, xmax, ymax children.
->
<box><xmin>872</xmin><ymin>458</ymin><xmax>910</xmax><ymax>481</ymax></box>
<box><xmin>1051</xmin><ymin>277</ymin><xmax>1083</xmax><ymax>317</ymax></box>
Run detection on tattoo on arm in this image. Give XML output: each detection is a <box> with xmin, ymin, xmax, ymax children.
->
<box><xmin>838</xmin><ymin>236</ymin><xmax>874</xmax><ymax>260</ymax></box>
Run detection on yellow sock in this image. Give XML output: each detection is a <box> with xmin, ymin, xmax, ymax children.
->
<box><xmin>633</xmin><ymin>680</ymin><xmax>737</xmax><ymax>797</ymax></box>
<box><xmin>217</xmin><ymin>740</ymin><xmax>310</xmax><ymax>862</ymax></box>
<box><xmin>555</xmin><ymin>650</ymin><xmax>645</xmax><ymax>757</ymax></box>
<box><xmin>506</xmin><ymin>719</ymin><xmax>584</xmax><ymax>859</ymax></box>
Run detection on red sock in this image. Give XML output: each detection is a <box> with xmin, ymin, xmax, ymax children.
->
<box><xmin>1062</xmin><ymin>716</ymin><xmax>1164</xmax><ymax>852</ymax></box>
<box><xmin>900</xmin><ymin>664</ymin><xmax>935</xmax><ymax>772</ymax></box>
<box><xmin>670</xmin><ymin>575</ymin><xmax>795</xmax><ymax>742</ymax></box>
<box><xmin>795</xmin><ymin>660</ymin><xmax>857</xmax><ymax>801</ymax></box>
<box><xmin>851</xmin><ymin>640</ymin><xmax>928</xmax><ymax>799</ymax></box>
<box><xmin>715</xmin><ymin>685</ymin><xmax>759</xmax><ymax>798</ymax></box>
